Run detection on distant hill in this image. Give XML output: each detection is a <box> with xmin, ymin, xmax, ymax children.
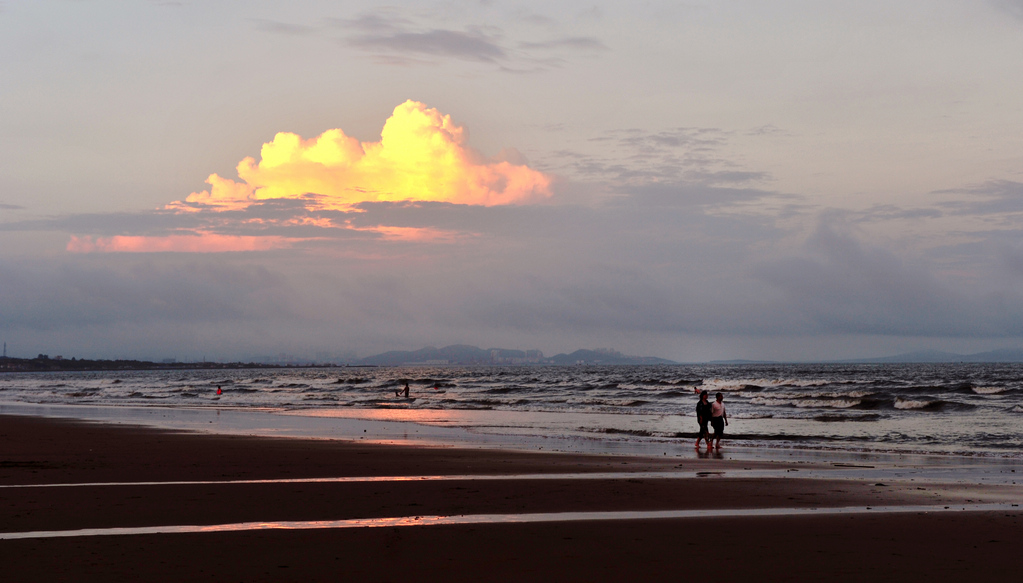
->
<box><xmin>547</xmin><ymin>349</ymin><xmax>676</xmax><ymax>365</ymax></box>
<box><xmin>704</xmin><ymin>359</ymin><xmax>777</xmax><ymax>365</ymax></box>
<box><xmin>836</xmin><ymin>348</ymin><xmax>1023</xmax><ymax>363</ymax></box>
<box><xmin>357</xmin><ymin>345</ymin><xmax>492</xmax><ymax>366</ymax></box>
<box><xmin>357</xmin><ymin>345</ymin><xmax>676</xmax><ymax>366</ymax></box>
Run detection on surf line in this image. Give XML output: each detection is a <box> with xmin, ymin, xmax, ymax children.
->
<box><xmin>1</xmin><ymin>504</ymin><xmax>1019</xmax><ymax>541</ymax></box>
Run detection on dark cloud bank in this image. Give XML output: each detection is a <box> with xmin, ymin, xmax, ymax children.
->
<box><xmin>6</xmin><ymin>178</ymin><xmax>1023</xmax><ymax>361</ymax></box>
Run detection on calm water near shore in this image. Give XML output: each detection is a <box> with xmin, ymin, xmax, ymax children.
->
<box><xmin>2</xmin><ymin>363</ymin><xmax>1021</xmax><ymax>457</ymax></box>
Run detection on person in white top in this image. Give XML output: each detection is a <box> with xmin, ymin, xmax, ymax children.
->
<box><xmin>710</xmin><ymin>392</ymin><xmax>728</xmax><ymax>450</ymax></box>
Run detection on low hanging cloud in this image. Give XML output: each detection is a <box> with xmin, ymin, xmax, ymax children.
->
<box><xmin>169</xmin><ymin>100</ymin><xmax>550</xmax><ymax>212</ymax></box>
<box><xmin>66</xmin><ymin>233</ymin><xmax>299</xmax><ymax>253</ymax></box>
<box><xmin>70</xmin><ymin>101</ymin><xmax>550</xmax><ymax>253</ymax></box>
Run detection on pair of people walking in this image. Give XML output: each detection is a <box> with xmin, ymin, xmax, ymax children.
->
<box><xmin>694</xmin><ymin>388</ymin><xmax>728</xmax><ymax>450</ymax></box>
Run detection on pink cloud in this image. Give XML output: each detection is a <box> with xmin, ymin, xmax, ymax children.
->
<box><xmin>67</xmin><ymin>233</ymin><xmax>299</xmax><ymax>253</ymax></box>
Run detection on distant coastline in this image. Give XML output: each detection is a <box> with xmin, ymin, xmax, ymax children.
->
<box><xmin>0</xmin><ymin>355</ymin><xmax>323</xmax><ymax>373</ymax></box>
<box><xmin>6</xmin><ymin>345</ymin><xmax>1023</xmax><ymax>373</ymax></box>
<box><xmin>0</xmin><ymin>345</ymin><xmax>677</xmax><ymax>372</ymax></box>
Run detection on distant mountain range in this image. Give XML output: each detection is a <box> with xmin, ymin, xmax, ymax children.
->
<box><xmin>356</xmin><ymin>345</ymin><xmax>676</xmax><ymax>366</ymax></box>
<box><xmin>704</xmin><ymin>348</ymin><xmax>1023</xmax><ymax>365</ymax></box>
<box><xmin>354</xmin><ymin>345</ymin><xmax>1023</xmax><ymax>366</ymax></box>
<box><xmin>832</xmin><ymin>348</ymin><xmax>1023</xmax><ymax>364</ymax></box>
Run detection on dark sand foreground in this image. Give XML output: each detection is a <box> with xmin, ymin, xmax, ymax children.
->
<box><xmin>1</xmin><ymin>414</ymin><xmax>1021</xmax><ymax>582</ymax></box>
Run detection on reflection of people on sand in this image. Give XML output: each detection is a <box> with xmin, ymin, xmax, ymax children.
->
<box><xmin>395</xmin><ymin>382</ymin><xmax>410</xmax><ymax>398</ymax></box>
<box><xmin>710</xmin><ymin>392</ymin><xmax>728</xmax><ymax>450</ymax></box>
<box><xmin>694</xmin><ymin>389</ymin><xmax>712</xmax><ymax>450</ymax></box>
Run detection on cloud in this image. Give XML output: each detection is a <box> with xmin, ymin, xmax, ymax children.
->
<box><xmin>40</xmin><ymin>101</ymin><xmax>552</xmax><ymax>253</ymax></box>
<box><xmin>853</xmin><ymin>204</ymin><xmax>943</xmax><ymax>222</ymax></box>
<box><xmin>754</xmin><ymin>222</ymin><xmax>1023</xmax><ymax>337</ymax></box>
<box><xmin>351</xmin><ymin>29</ymin><xmax>507</xmax><ymax>62</ymax></box>
<box><xmin>250</xmin><ymin>19</ymin><xmax>317</xmax><ymax>36</ymax></box>
<box><xmin>169</xmin><ymin>100</ymin><xmax>551</xmax><ymax>213</ymax></box>
<box><xmin>0</xmin><ymin>257</ymin><xmax>294</xmax><ymax>330</ymax></box>
<box><xmin>67</xmin><ymin>233</ymin><xmax>300</xmax><ymax>253</ymax></box>
<box><xmin>936</xmin><ymin>180</ymin><xmax>1023</xmax><ymax>216</ymax></box>
<box><xmin>0</xmin><ymin>203</ymin><xmax>24</xmax><ymax>210</ymax></box>
<box><xmin>519</xmin><ymin>37</ymin><xmax>607</xmax><ymax>51</ymax></box>
<box><xmin>336</xmin><ymin>10</ymin><xmax>608</xmax><ymax>70</ymax></box>
<box><xmin>992</xmin><ymin>0</ymin><xmax>1023</xmax><ymax>19</ymax></box>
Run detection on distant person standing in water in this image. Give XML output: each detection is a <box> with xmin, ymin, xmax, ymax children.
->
<box><xmin>695</xmin><ymin>389</ymin><xmax>712</xmax><ymax>450</ymax></box>
<box><xmin>710</xmin><ymin>392</ymin><xmax>728</xmax><ymax>450</ymax></box>
<box><xmin>395</xmin><ymin>382</ymin><xmax>410</xmax><ymax>398</ymax></box>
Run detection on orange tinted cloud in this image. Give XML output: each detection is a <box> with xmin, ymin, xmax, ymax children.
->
<box><xmin>67</xmin><ymin>233</ymin><xmax>297</xmax><ymax>253</ymax></box>
<box><xmin>169</xmin><ymin>100</ymin><xmax>551</xmax><ymax>212</ymax></box>
<box><xmin>356</xmin><ymin>225</ymin><xmax>470</xmax><ymax>242</ymax></box>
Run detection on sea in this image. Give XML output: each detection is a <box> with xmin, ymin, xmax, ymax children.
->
<box><xmin>1</xmin><ymin>363</ymin><xmax>1021</xmax><ymax>458</ymax></box>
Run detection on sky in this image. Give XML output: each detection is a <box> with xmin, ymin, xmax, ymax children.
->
<box><xmin>3</xmin><ymin>0</ymin><xmax>1023</xmax><ymax>362</ymax></box>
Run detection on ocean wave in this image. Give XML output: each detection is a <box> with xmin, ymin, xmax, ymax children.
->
<box><xmin>767</xmin><ymin>389</ymin><xmax>878</xmax><ymax>400</ymax></box>
<box><xmin>336</xmin><ymin>377</ymin><xmax>370</xmax><ymax>384</ymax></box>
<box><xmin>894</xmin><ymin>397</ymin><xmax>944</xmax><ymax>410</ymax></box>
<box><xmin>795</xmin><ymin>398</ymin><xmax>862</xmax><ymax>409</ymax></box>
<box><xmin>972</xmin><ymin>386</ymin><xmax>1010</xmax><ymax>395</ymax></box>
<box><xmin>677</xmin><ymin>378</ymin><xmax>704</xmax><ymax>386</ymax></box>
<box><xmin>894</xmin><ymin>383</ymin><xmax>973</xmax><ymax>394</ymax></box>
<box><xmin>701</xmin><ymin>378</ymin><xmax>831</xmax><ymax>392</ymax></box>
<box><xmin>1008</xmin><ymin>405</ymin><xmax>1023</xmax><ymax>414</ymax></box>
<box><xmin>597</xmin><ymin>428</ymin><xmax>654</xmax><ymax>437</ymax></box>
<box><xmin>750</xmin><ymin>396</ymin><xmax>862</xmax><ymax>409</ymax></box>
<box><xmin>813</xmin><ymin>413</ymin><xmax>882</xmax><ymax>422</ymax></box>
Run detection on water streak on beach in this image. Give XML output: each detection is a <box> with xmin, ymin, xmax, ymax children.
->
<box><xmin>2</xmin><ymin>503</ymin><xmax>1018</xmax><ymax>541</ymax></box>
<box><xmin>2</xmin><ymin>363</ymin><xmax>1021</xmax><ymax>456</ymax></box>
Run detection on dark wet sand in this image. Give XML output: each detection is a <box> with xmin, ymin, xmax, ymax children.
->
<box><xmin>1</xmin><ymin>414</ymin><xmax>1021</xmax><ymax>582</ymax></box>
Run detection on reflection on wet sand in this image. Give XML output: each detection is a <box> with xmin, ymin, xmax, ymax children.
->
<box><xmin>2</xmin><ymin>504</ymin><xmax>1017</xmax><ymax>541</ymax></box>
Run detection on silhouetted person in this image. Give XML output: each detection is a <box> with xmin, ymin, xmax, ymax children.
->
<box><xmin>395</xmin><ymin>382</ymin><xmax>410</xmax><ymax>398</ymax></box>
<box><xmin>695</xmin><ymin>389</ymin><xmax>712</xmax><ymax>450</ymax></box>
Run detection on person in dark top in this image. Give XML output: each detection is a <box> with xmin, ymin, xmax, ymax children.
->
<box><xmin>695</xmin><ymin>389</ymin><xmax>712</xmax><ymax>450</ymax></box>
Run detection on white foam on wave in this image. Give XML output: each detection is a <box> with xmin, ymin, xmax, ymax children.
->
<box><xmin>772</xmin><ymin>389</ymin><xmax>875</xmax><ymax>400</ymax></box>
<box><xmin>972</xmin><ymin>386</ymin><xmax>1009</xmax><ymax>395</ymax></box>
<box><xmin>749</xmin><ymin>397</ymin><xmax>861</xmax><ymax>409</ymax></box>
<box><xmin>749</xmin><ymin>397</ymin><xmax>791</xmax><ymax>407</ymax></box>
<box><xmin>700</xmin><ymin>378</ymin><xmax>829</xmax><ymax>392</ymax></box>
<box><xmin>894</xmin><ymin>397</ymin><xmax>936</xmax><ymax>410</ymax></box>
<box><xmin>794</xmin><ymin>398</ymin><xmax>862</xmax><ymax>409</ymax></box>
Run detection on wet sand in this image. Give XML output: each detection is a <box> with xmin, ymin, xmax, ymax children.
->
<box><xmin>1</xmin><ymin>414</ymin><xmax>1021</xmax><ymax>581</ymax></box>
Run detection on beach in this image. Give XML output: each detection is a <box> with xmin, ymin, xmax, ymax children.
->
<box><xmin>2</xmin><ymin>413</ymin><xmax>1021</xmax><ymax>582</ymax></box>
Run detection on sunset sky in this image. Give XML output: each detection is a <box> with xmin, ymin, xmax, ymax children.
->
<box><xmin>3</xmin><ymin>1</ymin><xmax>1023</xmax><ymax>362</ymax></box>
